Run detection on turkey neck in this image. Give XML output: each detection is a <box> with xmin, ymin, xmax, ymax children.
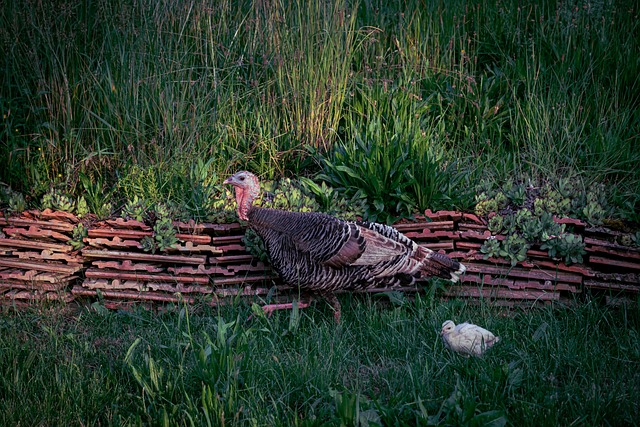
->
<box><xmin>236</xmin><ymin>186</ymin><xmax>255</xmax><ymax>221</ymax></box>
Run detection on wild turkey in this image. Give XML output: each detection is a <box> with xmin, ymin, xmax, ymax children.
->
<box><xmin>440</xmin><ymin>320</ymin><xmax>499</xmax><ymax>357</ymax></box>
<box><xmin>224</xmin><ymin>171</ymin><xmax>466</xmax><ymax>322</ymax></box>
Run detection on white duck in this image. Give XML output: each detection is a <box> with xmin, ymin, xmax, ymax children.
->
<box><xmin>441</xmin><ymin>320</ymin><xmax>499</xmax><ymax>357</ymax></box>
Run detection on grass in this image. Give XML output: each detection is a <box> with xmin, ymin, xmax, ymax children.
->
<box><xmin>1</xmin><ymin>0</ymin><xmax>639</xmax><ymax>221</ymax></box>
<box><xmin>1</xmin><ymin>295</ymin><xmax>639</xmax><ymax>426</ymax></box>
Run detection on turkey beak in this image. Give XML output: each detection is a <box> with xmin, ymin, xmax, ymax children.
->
<box><xmin>223</xmin><ymin>177</ymin><xmax>233</xmax><ymax>185</ymax></box>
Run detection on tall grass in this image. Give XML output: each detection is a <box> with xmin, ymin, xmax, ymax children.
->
<box><xmin>1</xmin><ymin>296</ymin><xmax>639</xmax><ymax>425</ymax></box>
<box><xmin>1</xmin><ymin>0</ymin><xmax>639</xmax><ymax>218</ymax></box>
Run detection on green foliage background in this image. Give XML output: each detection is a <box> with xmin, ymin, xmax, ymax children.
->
<box><xmin>1</xmin><ymin>0</ymin><xmax>638</xmax><ymax>222</ymax></box>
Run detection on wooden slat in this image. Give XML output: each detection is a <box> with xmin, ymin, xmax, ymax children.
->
<box><xmin>92</xmin><ymin>260</ymin><xmax>165</xmax><ymax>272</ymax></box>
<box><xmin>443</xmin><ymin>285</ymin><xmax>560</xmax><ymax>301</ymax></box>
<box><xmin>175</xmin><ymin>234</ymin><xmax>211</xmax><ymax>244</ymax></box>
<box><xmin>464</xmin><ymin>263</ymin><xmax>583</xmax><ymax>283</ymax></box>
<box><xmin>84</xmin><ymin>269</ymin><xmax>210</xmax><ymax>283</ymax></box>
<box><xmin>84</xmin><ymin>237</ymin><xmax>142</xmax><ymax>248</ymax></box>
<box><xmin>4</xmin><ymin>226</ymin><xmax>71</xmax><ymax>242</ymax></box>
<box><xmin>589</xmin><ymin>256</ymin><xmax>640</xmax><ymax>271</ymax></box>
<box><xmin>210</xmin><ymin>254</ymin><xmax>255</xmax><ymax>264</ymax></box>
<box><xmin>463</xmin><ymin>273</ymin><xmax>579</xmax><ymax>293</ymax></box>
<box><xmin>0</xmin><ymin>268</ymin><xmax>75</xmax><ymax>283</ymax></box>
<box><xmin>0</xmin><ymin>238</ymin><xmax>72</xmax><ymax>252</ymax></box>
<box><xmin>0</xmin><ymin>258</ymin><xmax>80</xmax><ymax>274</ymax></box>
<box><xmin>104</xmin><ymin>218</ymin><xmax>152</xmax><ymax>230</ymax></box>
<box><xmin>0</xmin><ymin>280</ymin><xmax>69</xmax><ymax>291</ymax></box>
<box><xmin>87</xmin><ymin>229</ymin><xmax>151</xmax><ymax>238</ymax></box>
<box><xmin>7</xmin><ymin>218</ymin><xmax>75</xmax><ymax>232</ymax></box>
<box><xmin>211</xmin><ymin>235</ymin><xmax>244</xmax><ymax>244</ymax></box>
<box><xmin>169</xmin><ymin>263</ymin><xmax>271</xmax><ymax>276</ymax></box>
<box><xmin>82</xmin><ymin>249</ymin><xmax>207</xmax><ymax>264</ymax></box>
<box><xmin>1</xmin><ymin>289</ymin><xmax>74</xmax><ymax>302</ymax></box>
<box><xmin>169</xmin><ymin>241</ymin><xmax>223</xmax><ymax>254</ymax></box>
<box><xmin>584</xmin><ymin>280</ymin><xmax>639</xmax><ymax>293</ymax></box>
<box><xmin>394</xmin><ymin>221</ymin><xmax>454</xmax><ymax>232</ymax></box>
<box><xmin>584</xmin><ymin>237</ymin><xmax>640</xmax><ymax>253</ymax></box>
<box><xmin>419</xmin><ymin>242</ymin><xmax>455</xmax><ymax>250</ymax></box>
<box><xmin>585</xmin><ymin>244</ymin><xmax>640</xmax><ymax>260</ymax></box>
<box><xmin>14</xmin><ymin>249</ymin><xmax>83</xmax><ymax>264</ymax></box>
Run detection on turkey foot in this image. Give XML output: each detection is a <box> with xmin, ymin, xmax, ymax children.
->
<box><xmin>261</xmin><ymin>300</ymin><xmax>311</xmax><ymax>317</ymax></box>
<box><xmin>324</xmin><ymin>294</ymin><xmax>342</xmax><ymax>324</ymax></box>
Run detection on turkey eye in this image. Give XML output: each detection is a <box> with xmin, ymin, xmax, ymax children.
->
<box><xmin>239</xmin><ymin>176</ymin><xmax>245</xmax><ymax>181</ymax></box>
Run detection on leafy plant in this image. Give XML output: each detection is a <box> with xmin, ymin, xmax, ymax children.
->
<box><xmin>184</xmin><ymin>158</ymin><xmax>219</xmax><ymax>221</ymax></box>
<box><xmin>207</xmin><ymin>186</ymin><xmax>238</xmax><ymax>224</ymax></box>
<box><xmin>0</xmin><ymin>186</ymin><xmax>26</xmax><ymax>213</ymax></box>
<box><xmin>487</xmin><ymin>214</ymin><xmax>504</xmax><ymax>235</ymax></box>
<box><xmin>41</xmin><ymin>189</ymin><xmax>75</xmax><ymax>213</ymax></box>
<box><xmin>619</xmin><ymin>232</ymin><xmax>640</xmax><ymax>248</ymax></box>
<box><xmin>500</xmin><ymin>234</ymin><xmax>530</xmax><ymax>266</ymax></box>
<box><xmin>76</xmin><ymin>197</ymin><xmax>89</xmax><ymax>218</ymax></box>
<box><xmin>317</xmin><ymin>133</ymin><xmax>416</xmax><ymax>224</ymax></box>
<box><xmin>480</xmin><ymin>237</ymin><xmax>501</xmax><ymax>260</ymax></box>
<box><xmin>257</xmin><ymin>177</ymin><xmax>319</xmax><ymax>213</ymax></box>
<box><xmin>541</xmin><ymin>234</ymin><xmax>587</xmax><ymax>265</ymax></box>
<box><xmin>79</xmin><ymin>172</ymin><xmax>114</xmax><ymax>219</ymax></box>
<box><xmin>330</xmin><ymin>388</ymin><xmax>381</xmax><ymax>427</ymax></box>
<box><xmin>582</xmin><ymin>201</ymin><xmax>607</xmax><ymax>226</ymax></box>
<box><xmin>140</xmin><ymin>204</ymin><xmax>179</xmax><ymax>253</ymax></box>
<box><xmin>504</xmin><ymin>181</ymin><xmax>527</xmax><ymax>206</ymax></box>
<box><xmin>474</xmin><ymin>192</ymin><xmax>508</xmax><ymax>216</ymax></box>
<box><xmin>69</xmin><ymin>223</ymin><xmax>87</xmax><ymax>251</ymax></box>
<box><xmin>299</xmin><ymin>177</ymin><xmax>367</xmax><ymax>220</ymax></box>
<box><xmin>122</xmin><ymin>196</ymin><xmax>149</xmax><ymax>222</ymax></box>
<box><xmin>243</xmin><ymin>229</ymin><xmax>269</xmax><ymax>263</ymax></box>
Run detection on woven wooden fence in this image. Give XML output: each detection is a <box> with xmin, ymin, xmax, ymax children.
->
<box><xmin>1</xmin><ymin>209</ymin><xmax>638</xmax><ymax>310</ymax></box>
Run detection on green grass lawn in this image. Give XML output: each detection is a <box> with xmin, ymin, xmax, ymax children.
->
<box><xmin>1</xmin><ymin>295</ymin><xmax>638</xmax><ymax>426</ymax></box>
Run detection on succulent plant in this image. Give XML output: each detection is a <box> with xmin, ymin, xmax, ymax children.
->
<box><xmin>533</xmin><ymin>198</ymin><xmax>546</xmax><ymax>217</ymax></box>
<box><xmin>122</xmin><ymin>195</ymin><xmax>149</xmax><ymax>222</ymax></box>
<box><xmin>474</xmin><ymin>193</ymin><xmax>498</xmax><ymax>216</ymax></box>
<box><xmin>69</xmin><ymin>223</ymin><xmax>87</xmax><ymax>250</ymax></box>
<box><xmin>153</xmin><ymin>217</ymin><xmax>178</xmax><ymax>252</ymax></box>
<box><xmin>54</xmin><ymin>193</ymin><xmax>75</xmax><ymax>212</ymax></box>
<box><xmin>557</xmin><ymin>177</ymin><xmax>575</xmax><ymax>198</ymax></box>
<box><xmin>501</xmin><ymin>213</ymin><xmax>517</xmax><ymax>235</ymax></box>
<box><xmin>207</xmin><ymin>186</ymin><xmax>238</xmax><ymax>224</ymax></box>
<box><xmin>243</xmin><ymin>228</ymin><xmax>269</xmax><ymax>263</ymax></box>
<box><xmin>140</xmin><ymin>204</ymin><xmax>179</xmax><ymax>253</ymax></box>
<box><xmin>257</xmin><ymin>177</ymin><xmax>320</xmax><ymax>213</ymax></box>
<box><xmin>41</xmin><ymin>189</ymin><xmax>76</xmax><ymax>213</ymax></box>
<box><xmin>480</xmin><ymin>236</ymin><xmax>501</xmax><ymax>259</ymax></box>
<box><xmin>515</xmin><ymin>208</ymin><xmax>533</xmax><ymax>229</ymax></box>
<box><xmin>487</xmin><ymin>214</ymin><xmax>504</xmax><ymax>235</ymax></box>
<box><xmin>521</xmin><ymin>217</ymin><xmax>544</xmax><ymax>243</ymax></box>
<box><xmin>506</xmin><ymin>183</ymin><xmax>527</xmax><ymax>206</ymax></box>
<box><xmin>541</xmin><ymin>233</ymin><xmax>586</xmax><ymax>265</ymax></box>
<box><xmin>8</xmin><ymin>191</ymin><xmax>26</xmax><ymax>213</ymax></box>
<box><xmin>582</xmin><ymin>201</ymin><xmax>606</xmax><ymax>226</ymax></box>
<box><xmin>76</xmin><ymin>197</ymin><xmax>89</xmax><ymax>218</ymax></box>
<box><xmin>140</xmin><ymin>236</ymin><xmax>156</xmax><ymax>253</ymax></box>
<box><xmin>94</xmin><ymin>202</ymin><xmax>113</xmax><ymax>220</ymax></box>
<box><xmin>299</xmin><ymin>177</ymin><xmax>367</xmax><ymax>220</ymax></box>
<box><xmin>500</xmin><ymin>234</ymin><xmax>530</xmax><ymax>266</ymax></box>
<box><xmin>494</xmin><ymin>192</ymin><xmax>509</xmax><ymax>210</ymax></box>
<box><xmin>619</xmin><ymin>234</ymin><xmax>633</xmax><ymax>247</ymax></box>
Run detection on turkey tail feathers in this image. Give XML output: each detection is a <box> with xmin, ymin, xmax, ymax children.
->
<box><xmin>418</xmin><ymin>247</ymin><xmax>466</xmax><ymax>283</ymax></box>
